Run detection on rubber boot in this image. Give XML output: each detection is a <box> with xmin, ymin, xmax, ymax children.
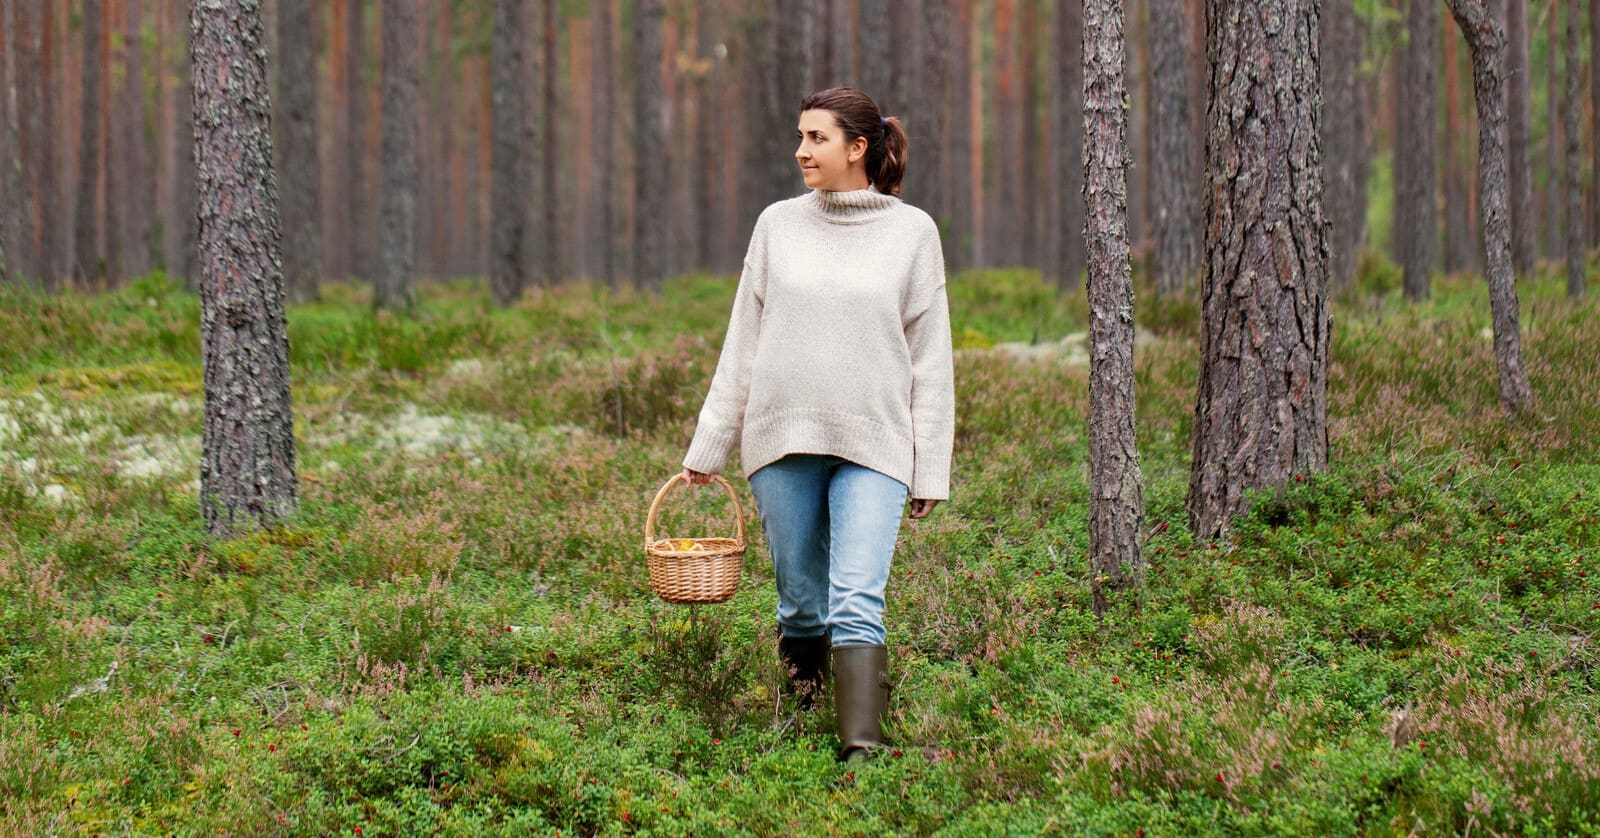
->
<box><xmin>777</xmin><ymin>634</ymin><xmax>830</xmax><ymax>710</ymax></box>
<box><xmin>832</xmin><ymin>643</ymin><xmax>890</xmax><ymax>762</ymax></box>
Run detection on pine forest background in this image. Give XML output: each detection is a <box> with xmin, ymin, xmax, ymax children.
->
<box><xmin>4</xmin><ymin>0</ymin><xmax>1598</xmax><ymax>295</ymax></box>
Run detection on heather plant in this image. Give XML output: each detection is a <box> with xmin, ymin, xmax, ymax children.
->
<box><xmin>0</xmin><ymin>267</ymin><xmax>1597</xmax><ymax>834</ymax></box>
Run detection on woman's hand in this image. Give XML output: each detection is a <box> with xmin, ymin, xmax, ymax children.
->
<box><xmin>681</xmin><ymin>467</ymin><xmax>716</xmax><ymax>487</ymax></box>
<box><xmin>908</xmin><ymin>498</ymin><xmax>940</xmax><ymax>519</ymax></box>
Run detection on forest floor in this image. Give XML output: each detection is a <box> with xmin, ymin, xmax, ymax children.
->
<box><xmin>2</xmin><ymin>261</ymin><xmax>1598</xmax><ymax>835</ymax></box>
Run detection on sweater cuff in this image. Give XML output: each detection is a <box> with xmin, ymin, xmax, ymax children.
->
<box><xmin>683</xmin><ymin>425</ymin><xmax>738</xmax><ymax>475</ymax></box>
<box><xmin>911</xmin><ymin>451</ymin><xmax>951</xmax><ymax>501</ymax></box>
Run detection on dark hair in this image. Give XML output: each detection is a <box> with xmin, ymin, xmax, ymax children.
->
<box><xmin>799</xmin><ymin>87</ymin><xmax>908</xmax><ymax>197</ymax></box>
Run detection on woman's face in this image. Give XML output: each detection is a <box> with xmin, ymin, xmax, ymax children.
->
<box><xmin>795</xmin><ymin>109</ymin><xmax>867</xmax><ymax>192</ymax></box>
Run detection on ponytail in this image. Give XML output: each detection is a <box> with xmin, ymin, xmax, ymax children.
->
<box><xmin>799</xmin><ymin>87</ymin><xmax>911</xmax><ymax>197</ymax></box>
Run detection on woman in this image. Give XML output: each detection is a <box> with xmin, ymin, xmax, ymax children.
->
<box><xmin>681</xmin><ymin>87</ymin><xmax>954</xmax><ymax>761</ymax></box>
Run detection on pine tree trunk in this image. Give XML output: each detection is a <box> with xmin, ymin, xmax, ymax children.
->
<box><xmin>376</xmin><ymin>0</ymin><xmax>419</xmax><ymax>311</ymax></box>
<box><xmin>590</xmin><ymin>0</ymin><xmax>616</xmax><ymax>286</ymax></box>
<box><xmin>771</xmin><ymin>0</ymin><xmax>812</xmax><ymax>202</ymax></box>
<box><xmin>1505</xmin><ymin>0</ymin><xmax>1535</xmax><ymax>273</ymax></box>
<box><xmin>1544</xmin><ymin>0</ymin><xmax>1560</xmax><ymax>261</ymax></box>
<box><xmin>0</xmin><ymin>0</ymin><xmax>20</xmax><ymax>283</ymax></box>
<box><xmin>1084</xmin><ymin>0</ymin><xmax>1145</xmax><ymax>611</ymax></box>
<box><xmin>1188</xmin><ymin>0</ymin><xmax>1330</xmax><ymax>540</ymax></box>
<box><xmin>1591</xmin><ymin>0</ymin><xmax>1599</xmax><ymax>249</ymax></box>
<box><xmin>344</xmin><ymin>0</ymin><xmax>368</xmax><ymax>282</ymax></box>
<box><xmin>858</xmin><ymin>0</ymin><xmax>891</xmax><ymax>98</ymax></box>
<box><xmin>115</xmin><ymin>0</ymin><xmax>153</xmax><ymax>281</ymax></box>
<box><xmin>948</xmin><ymin>0</ymin><xmax>974</xmax><ymax>270</ymax></box>
<box><xmin>36</xmin><ymin>0</ymin><xmax>63</xmax><ymax>290</ymax></box>
<box><xmin>1563</xmin><ymin>0</ymin><xmax>1585</xmax><ymax>297</ymax></box>
<box><xmin>692</xmin><ymin>2</ymin><xmax>717</xmax><ymax>274</ymax></box>
<box><xmin>918</xmin><ymin>0</ymin><xmax>952</xmax><ymax>227</ymax></box>
<box><xmin>1054</xmin><ymin>0</ymin><xmax>1086</xmax><ymax>289</ymax></box>
<box><xmin>191</xmin><ymin>0</ymin><xmax>298</xmax><ymax>536</ymax></box>
<box><xmin>277</xmin><ymin>0</ymin><xmax>320</xmax><ymax>302</ymax></box>
<box><xmin>490</xmin><ymin>0</ymin><xmax>528</xmax><ymax>305</ymax></box>
<box><xmin>74</xmin><ymin>0</ymin><xmax>107</xmax><ymax>286</ymax></box>
<box><xmin>1443</xmin><ymin>24</ymin><xmax>1475</xmax><ymax>274</ymax></box>
<box><xmin>1396</xmin><ymin>0</ymin><xmax>1437</xmax><ymax>301</ymax></box>
<box><xmin>174</xmin><ymin>1</ymin><xmax>199</xmax><ymax>291</ymax></box>
<box><xmin>1020</xmin><ymin>0</ymin><xmax>1041</xmax><ymax>268</ymax></box>
<box><xmin>1150</xmin><ymin>0</ymin><xmax>1198</xmax><ymax>294</ymax></box>
<box><xmin>1321</xmin><ymin>0</ymin><xmax>1367</xmax><ymax>289</ymax></box>
<box><xmin>633</xmin><ymin>0</ymin><xmax>667</xmax><ymax>290</ymax></box>
<box><xmin>993</xmin><ymin>0</ymin><xmax>1019</xmax><ymax>266</ymax></box>
<box><xmin>540</xmin><ymin>0</ymin><xmax>560</xmax><ymax>286</ymax></box>
<box><xmin>1446</xmin><ymin>0</ymin><xmax>1535</xmax><ymax>413</ymax></box>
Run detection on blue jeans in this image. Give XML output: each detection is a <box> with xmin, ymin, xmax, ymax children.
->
<box><xmin>748</xmin><ymin>455</ymin><xmax>908</xmax><ymax>647</ymax></box>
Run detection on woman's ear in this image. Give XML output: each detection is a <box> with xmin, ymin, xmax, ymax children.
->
<box><xmin>848</xmin><ymin>135</ymin><xmax>868</xmax><ymax>163</ymax></box>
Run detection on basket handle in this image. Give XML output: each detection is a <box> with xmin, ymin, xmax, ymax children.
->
<box><xmin>644</xmin><ymin>473</ymin><xmax>747</xmax><ymax>546</ymax></box>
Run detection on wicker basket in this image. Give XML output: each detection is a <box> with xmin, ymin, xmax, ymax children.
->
<box><xmin>644</xmin><ymin>473</ymin><xmax>747</xmax><ymax>604</ymax></box>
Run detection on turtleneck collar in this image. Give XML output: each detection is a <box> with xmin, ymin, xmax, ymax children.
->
<box><xmin>803</xmin><ymin>185</ymin><xmax>902</xmax><ymax>225</ymax></box>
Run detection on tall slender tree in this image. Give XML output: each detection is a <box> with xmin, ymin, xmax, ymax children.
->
<box><xmin>858</xmin><ymin>0</ymin><xmax>891</xmax><ymax>98</ymax></box>
<box><xmin>115</xmin><ymin>0</ymin><xmax>154</xmax><ymax>280</ymax></box>
<box><xmin>1053</xmin><ymin>0</ymin><xmax>1086</xmax><ymax>288</ymax></box>
<box><xmin>343</xmin><ymin>0</ymin><xmax>369</xmax><ymax>281</ymax></box>
<box><xmin>277</xmin><ymin>0</ymin><xmax>321</xmax><ymax>302</ymax></box>
<box><xmin>1084</xmin><ymin>0</ymin><xmax>1145</xmax><ymax>611</ymax></box>
<box><xmin>1544</xmin><ymin>0</ymin><xmax>1561</xmax><ymax>260</ymax></box>
<box><xmin>1442</xmin><ymin>22</ymin><xmax>1476</xmax><ymax>274</ymax></box>
<box><xmin>948</xmin><ymin>0</ymin><xmax>974</xmax><ymax>269</ymax></box>
<box><xmin>1189</xmin><ymin>0</ymin><xmax>1329</xmax><ymax>539</ymax></box>
<box><xmin>1150</xmin><ymin>0</ymin><xmax>1199</xmax><ymax>294</ymax></box>
<box><xmin>1562</xmin><ymin>0</ymin><xmax>1584</xmax><ymax>297</ymax></box>
<box><xmin>917</xmin><ymin>0</ymin><xmax>952</xmax><ymax>226</ymax></box>
<box><xmin>173</xmin><ymin>0</ymin><xmax>198</xmax><ymax>289</ymax></box>
<box><xmin>1591</xmin><ymin>0</ymin><xmax>1599</xmax><ymax>247</ymax></box>
<box><xmin>191</xmin><ymin>0</ymin><xmax>298</xmax><ymax>535</ymax></box>
<box><xmin>73</xmin><ymin>0</ymin><xmax>108</xmax><ymax>285</ymax></box>
<box><xmin>1321</xmin><ymin>0</ymin><xmax>1368</xmax><ymax>289</ymax></box>
<box><xmin>0</xmin><ymin>0</ymin><xmax>20</xmax><ymax>283</ymax></box>
<box><xmin>1446</xmin><ymin>0</ymin><xmax>1535</xmax><ymax>413</ymax></box>
<box><xmin>376</xmin><ymin>0</ymin><xmax>420</xmax><ymax>311</ymax></box>
<box><xmin>490</xmin><ymin>0</ymin><xmax>529</xmax><ymax>305</ymax></box>
<box><xmin>36</xmin><ymin>0</ymin><xmax>64</xmax><ymax>289</ymax></box>
<box><xmin>1505</xmin><ymin>0</ymin><xmax>1535</xmax><ymax>273</ymax></box>
<box><xmin>540</xmin><ymin>0</ymin><xmax>561</xmax><ymax>286</ymax></box>
<box><xmin>1396</xmin><ymin>0</ymin><xmax>1437</xmax><ymax>300</ymax></box>
<box><xmin>633</xmin><ymin>0</ymin><xmax>667</xmax><ymax>290</ymax></box>
<box><xmin>590</xmin><ymin>0</ymin><xmax>616</xmax><ymax>286</ymax></box>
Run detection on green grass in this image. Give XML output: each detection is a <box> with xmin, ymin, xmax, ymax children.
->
<box><xmin>2</xmin><ymin>262</ymin><xmax>1598</xmax><ymax>835</ymax></box>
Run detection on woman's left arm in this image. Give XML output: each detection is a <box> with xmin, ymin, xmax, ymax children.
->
<box><xmin>904</xmin><ymin>223</ymin><xmax>955</xmax><ymax>511</ymax></box>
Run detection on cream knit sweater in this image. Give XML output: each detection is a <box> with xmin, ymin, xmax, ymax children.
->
<box><xmin>683</xmin><ymin>186</ymin><xmax>955</xmax><ymax>500</ymax></box>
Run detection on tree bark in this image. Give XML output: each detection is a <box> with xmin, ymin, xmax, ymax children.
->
<box><xmin>74</xmin><ymin>0</ymin><xmax>108</xmax><ymax>286</ymax></box>
<box><xmin>490</xmin><ymin>0</ymin><xmax>529</xmax><ymax>305</ymax></box>
<box><xmin>948</xmin><ymin>0</ymin><xmax>974</xmax><ymax>270</ymax></box>
<box><xmin>1504</xmin><ymin>0</ymin><xmax>1535</xmax><ymax>273</ymax></box>
<box><xmin>771</xmin><ymin>0</ymin><xmax>812</xmax><ymax>201</ymax></box>
<box><xmin>633</xmin><ymin>0</ymin><xmax>667</xmax><ymax>290</ymax></box>
<box><xmin>376</xmin><ymin>0</ymin><xmax>420</xmax><ymax>311</ymax></box>
<box><xmin>1084</xmin><ymin>0</ymin><xmax>1145</xmax><ymax>611</ymax></box>
<box><xmin>1053</xmin><ymin>0</ymin><xmax>1086</xmax><ymax>288</ymax></box>
<box><xmin>114</xmin><ymin>0</ymin><xmax>154</xmax><ymax>281</ymax></box>
<box><xmin>1544</xmin><ymin>0</ymin><xmax>1560</xmax><ymax>260</ymax></box>
<box><xmin>343</xmin><ymin>0</ymin><xmax>369</xmax><ymax>282</ymax></box>
<box><xmin>858</xmin><ymin>0</ymin><xmax>891</xmax><ymax>98</ymax></box>
<box><xmin>590</xmin><ymin>0</ymin><xmax>616</xmax><ymax>286</ymax></box>
<box><xmin>276</xmin><ymin>0</ymin><xmax>320</xmax><ymax>302</ymax></box>
<box><xmin>1591</xmin><ymin>0</ymin><xmax>1599</xmax><ymax>249</ymax></box>
<box><xmin>1446</xmin><ymin>0</ymin><xmax>1535</xmax><ymax>413</ymax></box>
<box><xmin>1442</xmin><ymin>22</ymin><xmax>1475</xmax><ymax>274</ymax></box>
<box><xmin>993</xmin><ymin>0</ymin><xmax>1019</xmax><ymax>266</ymax></box>
<box><xmin>0</xmin><ymin>0</ymin><xmax>21</xmax><ymax>283</ymax></box>
<box><xmin>1020</xmin><ymin>0</ymin><xmax>1041</xmax><ymax>268</ymax></box>
<box><xmin>1563</xmin><ymin>0</ymin><xmax>1585</xmax><ymax>297</ymax></box>
<box><xmin>1188</xmin><ymin>0</ymin><xmax>1330</xmax><ymax>540</ymax></box>
<box><xmin>541</xmin><ymin>0</ymin><xmax>560</xmax><ymax>286</ymax></box>
<box><xmin>1396</xmin><ymin>0</ymin><xmax>1438</xmax><ymax>300</ymax></box>
<box><xmin>191</xmin><ymin>0</ymin><xmax>298</xmax><ymax>536</ymax></box>
<box><xmin>1321</xmin><ymin>0</ymin><xmax>1367</xmax><ymax>288</ymax></box>
<box><xmin>918</xmin><ymin>0</ymin><xmax>952</xmax><ymax>226</ymax></box>
<box><xmin>35</xmin><ymin>0</ymin><xmax>64</xmax><ymax>289</ymax></box>
<box><xmin>1150</xmin><ymin>0</ymin><xmax>1199</xmax><ymax>294</ymax></box>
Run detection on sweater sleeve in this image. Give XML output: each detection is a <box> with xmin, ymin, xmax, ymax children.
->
<box><xmin>904</xmin><ymin>227</ymin><xmax>955</xmax><ymax>500</ymax></box>
<box><xmin>683</xmin><ymin>254</ymin><xmax>766</xmax><ymax>475</ymax></box>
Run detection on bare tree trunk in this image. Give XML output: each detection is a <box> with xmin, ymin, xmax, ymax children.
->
<box><xmin>114</xmin><ymin>0</ymin><xmax>153</xmax><ymax>281</ymax></box>
<box><xmin>1396</xmin><ymin>0</ymin><xmax>1438</xmax><ymax>300</ymax></box>
<box><xmin>277</xmin><ymin>0</ymin><xmax>320</xmax><ymax>302</ymax></box>
<box><xmin>633</xmin><ymin>0</ymin><xmax>667</xmax><ymax>290</ymax></box>
<box><xmin>858</xmin><ymin>0</ymin><xmax>891</xmax><ymax>98</ymax></box>
<box><xmin>1020</xmin><ymin>0</ymin><xmax>1041</xmax><ymax>267</ymax></box>
<box><xmin>541</xmin><ymin>0</ymin><xmax>560</xmax><ymax>286</ymax></box>
<box><xmin>1443</xmin><ymin>22</ymin><xmax>1475</xmax><ymax>274</ymax></box>
<box><xmin>1084</xmin><ymin>0</ymin><xmax>1145</xmax><ymax>612</ymax></box>
<box><xmin>490</xmin><ymin>0</ymin><xmax>528</xmax><ymax>305</ymax></box>
<box><xmin>376</xmin><ymin>0</ymin><xmax>419</xmax><ymax>311</ymax></box>
<box><xmin>0</xmin><ymin>0</ymin><xmax>21</xmax><ymax>283</ymax></box>
<box><xmin>918</xmin><ymin>0</ymin><xmax>952</xmax><ymax>224</ymax></box>
<box><xmin>1591</xmin><ymin>0</ymin><xmax>1599</xmax><ymax>249</ymax></box>
<box><xmin>1053</xmin><ymin>0</ymin><xmax>1086</xmax><ymax>289</ymax></box>
<box><xmin>191</xmin><ymin>0</ymin><xmax>298</xmax><ymax>536</ymax></box>
<box><xmin>1150</xmin><ymin>0</ymin><xmax>1199</xmax><ymax>294</ymax></box>
<box><xmin>35</xmin><ymin>0</ymin><xmax>64</xmax><ymax>290</ymax></box>
<box><xmin>174</xmin><ymin>0</ymin><xmax>198</xmax><ymax>290</ymax></box>
<box><xmin>1563</xmin><ymin>0</ymin><xmax>1585</xmax><ymax>297</ymax></box>
<box><xmin>1544</xmin><ymin>0</ymin><xmax>1560</xmax><ymax>261</ymax></box>
<box><xmin>948</xmin><ymin>0</ymin><xmax>974</xmax><ymax>270</ymax></box>
<box><xmin>590</xmin><ymin>0</ymin><xmax>616</xmax><ymax>286</ymax></box>
<box><xmin>771</xmin><ymin>0</ymin><xmax>813</xmax><ymax>201</ymax></box>
<box><xmin>1505</xmin><ymin>0</ymin><xmax>1535</xmax><ymax>273</ymax></box>
<box><xmin>74</xmin><ymin>0</ymin><xmax>108</xmax><ymax>286</ymax></box>
<box><xmin>993</xmin><ymin>0</ymin><xmax>1019</xmax><ymax>266</ymax></box>
<box><xmin>1321</xmin><ymin>0</ymin><xmax>1367</xmax><ymax>289</ymax></box>
<box><xmin>344</xmin><ymin>0</ymin><xmax>369</xmax><ymax>282</ymax></box>
<box><xmin>1188</xmin><ymin>0</ymin><xmax>1329</xmax><ymax>540</ymax></box>
<box><xmin>1447</xmin><ymin>0</ymin><xmax>1535</xmax><ymax>413</ymax></box>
